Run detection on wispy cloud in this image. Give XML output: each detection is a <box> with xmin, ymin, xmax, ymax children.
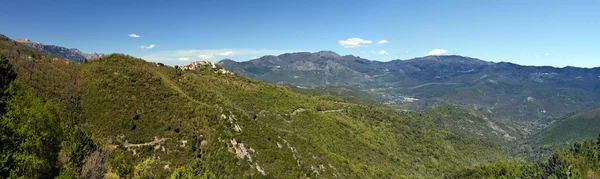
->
<box><xmin>218</xmin><ymin>51</ymin><xmax>234</xmax><ymax>56</ymax></box>
<box><xmin>426</xmin><ymin>49</ymin><xmax>450</xmax><ymax>56</ymax></box>
<box><xmin>544</xmin><ymin>52</ymin><xmax>550</xmax><ymax>56</ymax></box>
<box><xmin>128</xmin><ymin>34</ymin><xmax>140</xmax><ymax>38</ymax></box>
<box><xmin>338</xmin><ymin>38</ymin><xmax>372</xmax><ymax>48</ymax></box>
<box><xmin>379</xmin><ymin>50</ymin><xmax>388</xmax><ymax>55</ymax></box>
<box><xmin>140</xmin><ymin>49</ymin><xmax>296</xmax><ymax>64</ymax></box>
<box><xmin>198</xmin><ymin>50</ymin><xmax>233</xmax><ymax>60</ymax></box>
<box><xmin>377</xmin><ymin>40</ymin><xmax>388</xmax><ymax>44</ymax></box>
<box><xmin>178</xmin><ymin>57</ymin><xmax>189</xmax><ymax>61</ymax></box>
<box><xmin>140</xmin><ymin>44</ymin><xmax>156</xmax><ymax>49</ymax></box>
<box><xmin>198</xmin><ymin>54</ymin><xmax>215</xmax><ymax>60</ymax></box>
<box><xmin>359</xmin><ymin>50</ymin><xmax>376</xmax><ymax>54</ymax></box>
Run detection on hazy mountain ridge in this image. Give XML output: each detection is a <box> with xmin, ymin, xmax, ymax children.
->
<box><xmin>14</xmin><ymin>38</ymin><xmax>105</xmax><ymax>63</ymax></box>
<box><xmin>220</xmin><ymin>52</ymin><xmax>600</xmax><ymax>126</ymax></box>
<box><xmin>221</xmin><ymin>51</ymin><xmax>600</xmax><ymax>89</ymax></box>
<box><xmin>219</xmin><ymin>51</ymin><xmax>378</xmax><ymax>87</ymax></box>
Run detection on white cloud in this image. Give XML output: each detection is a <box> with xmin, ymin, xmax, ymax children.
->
<box><xmin>338</xmin><ymin>38</ymin><xmax>372</xmax><ymax>48</ymax></box>
<box><xmin>426</xmin><ymin>49</ymin><xmax>450</xmax><ymax>56</ymax></box>
<box><xmin>218</xmin><ymin>51</ymin><xmax>234</xmax><ymax>56</ymax></box>
<box><xmin>377</xmin><ymin>40</ymin><xmax>388</xmax><ymax>44</ymax></box>
<box><xmin>178</xmin><ymin>57</ymin><xmax>189</xmax><ymax>61</ymax></box>
<box><xmin>359</xmin><ymin>50</ymin><xmax>376</xmax><ymax>54</ymax></box>
<box><xmin>140</xmin><ymin>44</ymin><xmax>156</xmax><ymax>49</ymax></box>
<box><xmin>128</xmin><ymin>34</ymin><xmax>140</xmax><ymax>38</ymax></box>
<box><xmin>544</xmin><ymin>52</ymin><xmax>550</xmax><ymax>56</ymax></box>
<box><xmin>140</xmin><ymin>49</ymin><xmax>298</xmax><ymax>64</ymax></box>
<box><xmin>198</xmin><ymin>54</ymin><xmax>215</xmax><ymax>60</ymax></box>
<box><xmin>197</xmin><ymin>51</ymin><xmax>233</xmax><ymax>60</ymax></box>
<box><xmin>379</xmin><ymin>50</ymin><xmax>388</xmax><ymax>55</ymax></box>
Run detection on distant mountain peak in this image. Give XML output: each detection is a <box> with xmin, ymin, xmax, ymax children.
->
<box><xmin>402</xmin><ymin>55</ymin><xmax>490</xmax><ymax>65</ymax></box>
<box><xmin>13</xmin><ymin>37</ymin><xmax>105</xmax><ymax>63</ymax></box>
<box><xmin>219</xmin><ymin>58</ymin><xmax>235</xmax><ymax>63</ymax></box>
<box><xmin>421</xmin><ymin>54</ymin><xmax>473</xmax><ymax>59</ymax></box>
<box><xmin>315</xmin><ymin>50</ymin><xmax>341</xmax><ymax>58</ymax></box>
<box><xmin>266</xmin><ymin>51</ymin><xmax>341</xmax><ymax>60</ymax></box>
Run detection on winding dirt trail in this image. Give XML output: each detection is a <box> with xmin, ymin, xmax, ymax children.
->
<box><xmin>124</xmin><ymin>138</ymin><xmax>170</xmax><ymax>148</ymax></box>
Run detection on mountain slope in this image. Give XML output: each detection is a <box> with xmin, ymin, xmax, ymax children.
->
<box><xmin>78</xmin><ymin>55</ymin><xmax>507</xmax><ymax>178</ymax></box>
<box><xmin>0</xmin><ymin>34</ymin><xmax>507</xmax><ymax>178</ymax></box>
<box><xmin>219</xmin><ymin>51</ymin><xmax>377</xmax><ymax>87</ymax></box>
<box><xmin>454</xmin><ymin>137</ymin><xmax>600</xmax><ymax>178</ymax></box>
<box><xmin>540</xmin><ymin>106</ymin><xmax>600</xmax><ymax>147</ymax></box>
<box><xmin>220</xmin><ymin>52</ymin><xmax>600</xmax><ymax>127</ymax></box>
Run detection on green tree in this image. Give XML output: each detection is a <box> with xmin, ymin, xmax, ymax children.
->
<box><xmin>169</xmin><ymin>159</ymin><xmax>216</xmax><ymax>179</ymax></box>
<box><xmin>0</xmin><ymin>89</ymin><xmax>63</xmax><ymax>178</ymax></box>
<box><xmin>0</xmin><ymin>54</ymin><xmax>16</xmax><ymax>113</ymax></box>
<box><xmin>63</xmin><ymin>126</ymin><xmax>96</xmax><ymax>170</ymax></box>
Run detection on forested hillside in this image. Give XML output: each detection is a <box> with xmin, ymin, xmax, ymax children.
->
<box><xmin>454</xmin><ymin>136</ymin><xmax>600</xmax><ymax>178</ymax></box>
<box><xmin>0</xmin><ymin>34</ymin><xmax>508</xmax><ymax>178</ymax></box>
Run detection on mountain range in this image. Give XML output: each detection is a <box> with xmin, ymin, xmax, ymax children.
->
<box><xmin>219</xmin><ymin>51</ymin><xmax>600</xmax><ymax>131</ymax></box>
<box><xmin>14</xmin><ymin>38</ymin><xmax>105</xmax><ymax>63</ymax></box>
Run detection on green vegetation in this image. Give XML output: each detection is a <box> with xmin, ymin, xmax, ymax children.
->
<box><xmin>0</xmin><ymin>85</ymin><xmax>62</xmax><ymax>178</ymax></box>
<box><xmin>416</xmin><ymin>104</ymin><xmax>522</xmax><ymax>146</ymax></box>
<box><xmin>75</xmin><ymin>54</ymin><xmax>506</xmax><ymax>178</ymax></box>
<box><xmin>0</xmin><ymin>38</ymin><xmax>104</xmax><ymax>178</ymax></box>
<box><xmin>541</xmin><ymin>107</ymin><xmax>600</xmax><ymax>146</ymax></box>
<box><xmin>0</xmin><ymin>35</ymin><xmax>511</xmax><ymax>178</ymax></box>
<box><xmin>454</xmin><ymin>136</ymin><xmax>600</xmax><ymax>178</ymax></box>
<box><xmin>515</xmin><ymin>106</ymin><xmax>600</xmax><ymax>161</ymax></box>
<box><xmin>221</xmin><ymin>52</ymin><xmax>600</xmax><ymax>131</ymax></box>
<box><xmin>287</xmin><ymin>85</ymin><xmax>383</xmax><ymax>107</ymax></box>
<box><xmin>1</xmin><ymin>35</ymin><xmax>598</xmax><ymax>178</ymax></box>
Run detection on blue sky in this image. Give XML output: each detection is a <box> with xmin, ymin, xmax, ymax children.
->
<box><xmin>1</xmin><ymin>0</ymin><xmax>598</xmax><ymax>67</ymax></box>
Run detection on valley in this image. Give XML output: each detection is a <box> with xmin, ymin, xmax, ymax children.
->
<box><xmin>221</xmin><ymin>52</ymin><xmax>600</xmax><ymax>148</ymax></box>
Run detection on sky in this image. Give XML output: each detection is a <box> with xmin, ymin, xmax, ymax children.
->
<box><xmin>1</xmin><ymin>0</ymin><xmax>598</xmax><ymax>67</ymax></box>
